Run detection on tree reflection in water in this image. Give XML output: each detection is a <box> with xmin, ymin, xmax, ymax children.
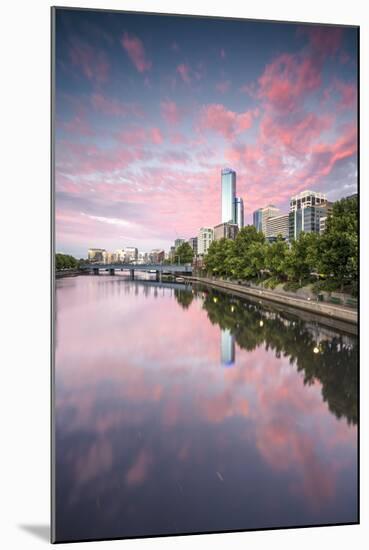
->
<box><xmin>183</xmin><ymin>286</ymin><xmax>359</xmax><ymax>426</ymax></box>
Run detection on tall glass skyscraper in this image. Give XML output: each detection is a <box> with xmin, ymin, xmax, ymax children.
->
<box><xmin>221</xmin><ymin>168</ymin><xmax>236</xmax><ymax>224</ymax></box>
<box><xmin>235</xmin><ymin>197</ymin><xmax>244</xmax><ymax>229</ymax></box>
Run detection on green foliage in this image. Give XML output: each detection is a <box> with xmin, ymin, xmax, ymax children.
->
<box><xmin>202</xmin><ymin>196</ymin><xmax>357</xmax><ymax>297</ymax></box>
<box><xmin>265</xmin><ymin>236</ymin><xmax>289</xmax><ymax>279</ymax></box>
<box><xmin>174</xmin><ymin>242</ymin><xmax>194</xmax><ymax>264</ymax></box>
<box><xmin>285</xmin><ymin>232</ymin><xmax>319</xmax><ymax>286</ymax></box>
<box><xmin>283</xmin><ymin>281</ymin><xmax>301</xmax><ymax>293</ymax></box>
<box><xmin>263</xmin><ymin>276</ymin><xmax>280</xmax><ymax>290</ymax></box>
<box><xmin>317</xmin><ymin>196</ymin><xmax>358</xmax><ymax>293</ymax></box>
<box><xmin>55</xmin><ymin>253</ymin><xmax>78</xmax><ymax>271</ymax></box>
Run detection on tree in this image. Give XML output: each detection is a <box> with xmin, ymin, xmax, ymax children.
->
<box><xmin>285</xmin><ymin>232</ymin><xmax>319</xmax><ymax>286</ymax></box>
<box><xmin>55</xmin><ymin>253</ymin><xmax>78</xmax><ymax>271</ymax></box>
<box><xmin>318</xmin><ymin>196</ymin><xmax>358</xmax><ymax>293</ymax></box>
<box><xmin>174</xmin><ymin>242</ymin><xmax>194</xmax><ymax>264</ymax></box>
<box><xmin>231</xmin><ymin>225</ymin><xmax>266</xmax><ymax>279</ymax></box>
<box><xmin>265</xmin><ymin>236</ymin><xmax>289</xmax><ymax>280</ymax></box>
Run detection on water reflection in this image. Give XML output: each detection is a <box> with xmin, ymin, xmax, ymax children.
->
<box><xmin>55</xmin><ymin>277</ymin><xmax>358</xmax><ymax>542</ymax></box>
<box><xmin>220</xmin><ymin>329</ymin><xmax>235</xmax><ymax>366</ymax></box>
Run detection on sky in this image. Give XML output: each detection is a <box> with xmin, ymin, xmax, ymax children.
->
<box><xmin>54</xmin><ymin>8</ymin><xmax>358</xmax><ymax>257</ymax></box>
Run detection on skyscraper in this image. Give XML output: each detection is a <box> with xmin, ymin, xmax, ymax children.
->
<box><xmin>235</xmin><ymin>197</ymin><xmax>244</xmax><ymax>229</ymax></box>
<box><xmin>253</xmin><ymin>208</ymin><xmax>263</xmax><ymax>232</ymax></box>
<box><xmin>221</xmin><ymin>168</ymin><xmax>236</xmax><ymax>224</ymax></box>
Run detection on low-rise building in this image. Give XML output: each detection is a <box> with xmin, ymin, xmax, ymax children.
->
<box><xmin>214</xmin><ymin>222</ymin><xmax>239</xmax><ymax>241</ymax></box>
<box><xmin>265</xmin><ymin>214</ymin><xmax>289</xmax><ymax>240</ymax></box>
<box><xmin>198</xmin><ymin>227</ymin><xmax>214</xmax><ymax>255</ymax></box>
<box><xmin>88</xmin><ymin>248</ymin><xmax>106</xmax><ymax>263</ymax></box>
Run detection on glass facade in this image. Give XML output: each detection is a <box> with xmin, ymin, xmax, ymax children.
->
<box><xmin>253</xmin><ymin>209</ymin><xmax>263</xmax><ymax>232</ymax></box>
<box><xmin>235</xmin><ymin>197</ymin><xmax>244</xmax><ymax>229</ymax></box>
<box><xmin>221</xmin><ymin>168</ymin><xmax>236</xmax><ymax>224</ymax></box>
<box><xmin>289</xmin><ymin>206</ymin><xmax>328</xmax><ymax>240</ymax></box>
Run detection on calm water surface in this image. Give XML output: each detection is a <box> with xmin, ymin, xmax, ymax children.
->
<box><xmin>54</xmin><ymin>275</ymin><xmax>358</xmax><ymax>541</ymax></box>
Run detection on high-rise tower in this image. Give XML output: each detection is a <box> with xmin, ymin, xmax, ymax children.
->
<box><xmin>221</xmin><ymin>168</ymin><xmax>236</xmax><ymax>224</ymax></box>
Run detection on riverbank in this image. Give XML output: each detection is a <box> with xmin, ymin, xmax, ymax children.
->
<box><xmin>185</xmin><ymin>276</ymin><xmax>358</xmax><ymax>326</ymax></box>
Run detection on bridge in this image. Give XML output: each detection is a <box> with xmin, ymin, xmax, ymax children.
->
<box><xmin>81</xmin><ymin>263</ymin><xmax>193</xmax><ymax>280</ymax></box>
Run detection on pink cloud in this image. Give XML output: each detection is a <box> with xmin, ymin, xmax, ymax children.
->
<box><xmin>150</xmin><ymin>127</ymin><xmax>164</xmax><ymax>145</ymax></box>
<box><xmin>177</xmin><ymin>63</ymin><xmax>191</xmax><ymax>84</ymax></box>
<box><xmin>335</xmin><ymin>80</ymin><xmax>357</xmax><ymax>109</ymax></box>
<box><xmin>258</xmin><ymin>53</ymin><xmax>322</xmax><ymax>113</ymax></box>
<box><xmin>215</xmin><ymin>80</ymin><xmax>231</xmax><ymax>94</ymax></box>
<box><xmin>69</xmin><ymin>39</ymin><xmax>109</xmax><ymax>83</ymax></box>
<box><xmin>121</xmin><ymin>32</ymin><xmax>152</xmax><ymax>73</ymax></box>
<box><xmin>220</xmin><ymin>48</ymin><xmax>226</xmax><ymax>59</ymax></box>
<box><xmin>199</xmin><ymin>103</ymin><xmax>255</xmax><ymax>139</ymax></box>
<box><xmin>161</xmin><ymin>100</ymin><xmax>182</xmax><ymax>124</ymax></box>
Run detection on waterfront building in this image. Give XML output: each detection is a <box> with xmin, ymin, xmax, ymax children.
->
<box><xmin>88</xmin><ymin>248</ymin><xmax>106</xmax><ymax>263</ymax></box>
<box><xmin>124</xmin><ymin>247</ymin><xmax>138</xmax><ymax>263</ymax></box>
<box><xmin>198</xmin><ymin>227</ymin><xmax>214</xmax><ymax>255</ymax></box>
<box><xmin>253</xmin><ymin>208</ymin><xmax>263</xmax><ymax>232</ymax></box>
<box><xmin>188</xmin><ymin>237</ymin><xmax>198</xmax><ymax>256</ymax></box>
<box><xmin>115</xmin><ymin>248</ymin><xmax>125</xmax><ymax>262</ymax></box>
<box><xmin>235</xmin><ymin>197</ymin><xmax>244</xmax><ymax>229</ymax></box>
<box><xmin>221</xmin><ymin>168</ymin><xmax>237</xmax><ymax>224</ymax></box>
<box><xmin>265</xmin><ymin>214</ymin><xmax>289</xmax><ymax>240</ymax></box>
<box><xmin>261</xmin><ymin>205</ymin><xmax>281</xmax><ymax>235</ymax></box>
<box><xmin>214</xmin><ymin>222</ymin><xmax>239</xmax><ymax>241</ymax></box>
<box><xmin>149</xmin><ymin>249</ymin><xmax>165</xmax><ymax>263</ymax></box>
<box><xmin>289</xmin><ymin>190</ymin><xmax>329</xmax><ymax>240</ymax></box>
<box><xmin>103</xmin><ymin>251</ymin><xmax>116</xmax><ymax>264</ymax></box>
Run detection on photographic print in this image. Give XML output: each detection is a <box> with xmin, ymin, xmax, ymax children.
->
<box><xmin>52</xmin><ymin>7</ymin><xmax>358</xmax><ymax>543</ymax></box>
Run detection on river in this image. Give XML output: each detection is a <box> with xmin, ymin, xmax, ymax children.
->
<box><xmin>54</xmin><ymin>274</ymin><xmax>358</xmax><ymax>542</ymax></box>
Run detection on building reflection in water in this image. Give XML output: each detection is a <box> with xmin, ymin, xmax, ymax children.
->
<box><xmin>220</xmin><ymin>328</ymin><xmax>235</xmax><ymax>366</ymax></box>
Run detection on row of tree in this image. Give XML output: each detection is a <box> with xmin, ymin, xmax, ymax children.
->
<box><xmin>55</xmin><ymin>253</ymin><xmax>80</xmax><ymax>271</ymax></box>
<box><xmin>204</xmin><ymin>196</ymin><xmax>358</xmax><ymax>295</ymax></box>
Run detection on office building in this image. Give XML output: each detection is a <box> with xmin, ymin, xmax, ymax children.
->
<box><xmin>235</xmin><ymin>197</ymin><xmax>244</xmax><ymax>229</ymax></box>
<box><xmin>261</xmin><ymin>205</ymin><xmax>281</xmax><ymax>234</ymax></box>
<box><xmin>289</xmin><ymin>190</ymin><xmax>331</xmax><ymax>240</ymax></box>
<box><xmin>188</xmin><ymin>237</ymin><xmax>198</xmax><ymax>256</ymax></box>
<box><xmin>214</xmin><ymin>222</ymin><xmax>239</xmax><ymax>241</ymax></box>
<box><xmin>88</xmin><ymin>248</ymin><xmax>106</xmax><ymax>263</ymax></box>
<box><xmin>253</xmin><ymin>208</ymin><xmax>263</xmax><ymax>232</ymax></box>
<box><xmin>265</xmin><ymin>214</ymin><xmax>289</xmax><ymax>240</ymax></box>
<box><xmin>124</xmin><ymin>247</ymin><xmax>138</xmax><ymax>263</ymax></box>
<box><xmin>221</xmin><ymin>168</ymin><xmax>236</xmax><ymax>224</ymax></box>
<box><xmin>198</xmin><ymin>227</ymin><xmax>214</xmax><ymax>255</ymax></box>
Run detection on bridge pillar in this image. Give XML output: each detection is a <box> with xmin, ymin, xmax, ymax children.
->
<box><xmin>109</xmin><ymin>268</ymin><xmax>115</xmax><ymax>276</ymax></box>
<box><xmin>130</xmin><ymin>269</ymin><xmax>135</xmax><ymax>280</ymax></box>
<box><xmin>155</xmin><ymin>270</ymin><xmax>160</xmax><ymax>282</ymax></box>
<box><xmin>93</xmin><ymin>267</ymin><xmax>99</xmax><ymax>275</ymax></box>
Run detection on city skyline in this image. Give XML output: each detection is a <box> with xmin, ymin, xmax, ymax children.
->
<box><xmin>55</xmin><ymin>10</ymin><xmax>357</xmax><ymax>257</ymax></box>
